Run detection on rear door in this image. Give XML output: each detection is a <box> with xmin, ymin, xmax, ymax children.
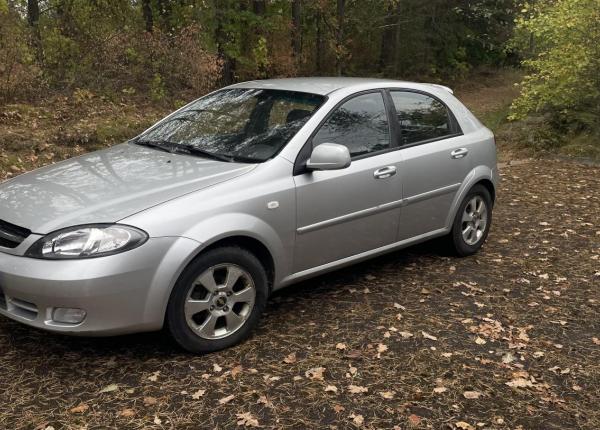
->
<box><xmin>292</xmin><ymin>91</ymin><xmax>403</xmax><ymax>273</ymax></box>
<box><xmin>388</xmin><ymin>90</ymin><xmax>473</xmax><ymax>240</ymax></box>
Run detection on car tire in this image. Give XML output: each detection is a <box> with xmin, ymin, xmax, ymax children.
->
<box><xmin>166</xmin><ymin>246</ymin><xmax>268</xmax><ymax>354</ymax></box>
<box><xmin>449</xmin><ymin>184</ymin><xmax>493</xmax><ymax>257</ymax></box>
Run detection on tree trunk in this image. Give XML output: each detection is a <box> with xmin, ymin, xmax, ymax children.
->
<box><xmin>215</xmin><ymin>5</ymin><xmax>235</xmax><ymax>85</ymax></box>
<box><xmin>27</xmin><ymin>0</ymin><xmax>40</xmax><ymax>26</ymax></box>
<box><xmin>316</xmin><ymin>9</ymin><xmax>324</xmax><ymax>74</ymax></box>
<box><xmin>27</xmin><ymin>0</ymin><xmax>43</xmax><ymax>64</ymax></box>
<box><xmin>141</xmin><ymin>0</ymin><xmax>153</xmax><ymax>33</ymax></box>
<box><xmin>335</xmin><ymin>0</ymin><xmax>345</xmax><ymax>76</ymax></box>
<box><xmin>291</xmin><ymin>0</ymin><xmax>302</xmax><ymax>59</ymax></box>
<box><xmin>378</xmin><ymin>2</ymin><xmax>395</xmax><ymax>73</ymax></box>
<box><xmin>252</xmin><ymin>0</ymin><xmax>266</xmax><ymax>15</ymax></box>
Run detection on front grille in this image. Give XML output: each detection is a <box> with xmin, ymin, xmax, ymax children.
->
<box><xmin>0</xmin><ymin>219</ymin><xmax>31</xmax><ymax>249</ymax></box>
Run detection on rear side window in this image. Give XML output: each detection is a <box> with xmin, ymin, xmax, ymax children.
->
<box><xmin>313</xmin><ymin>92</ymin><xmax>390</xmax><ymax>158</ymax></box>
<box><xmin>390</xmin><ymin>91</ymin><xmax>454</xmax><ymax>146</ymax></box>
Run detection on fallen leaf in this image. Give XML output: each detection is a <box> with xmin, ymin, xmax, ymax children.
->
<box><xmin>236</xmin><ymin>412</ymin><xmax>260</xmax><ymax>427</ymax></box>
<box><xmin>377</xmin><ymin>343</ymin><xmax>388</xmax><ymax>354</ymax></box>
<box><xmin>231</xmin><ymin>365</ymin><xmax>243</xmax><ymax>378</ymax></box>
<box><xmin>213</xmin><ymin>364</ymin><xmax>223</xmax><ymax>373</ymax></box>
<box><xmin>336</xmin><ymin>343</ymin><xmax>347</xmax><ymax>350</ymax></box>
<box><xmin>348</xmin><ymin>384</ymin><xmax>369</xmax><ymax>394</ymax></box>
<box><xmin>192</xmin><ymin>389</ymin><xmax>206</xmax><ymax>400</ymax></box>
<box><xmin>257</xmin><ymin>395</ymin><xmax>273</xmax><ymax>408</ymax></box>
<box><xmin>334</xmin><ymin>404</ymin><xmax>346</xmax><ymax>413</ymax></box>
<box><xmin>118</xmin><ymin>408</ymin><xmax>135</xmax><ymax>418</ymax></box>
<box><xmin>433</xmin><ymin>386</ymin><xmax>448</xmax><ymax>393</ymax></box>
<box><xmin>349</xmin><ymin>413</ymin><xmax>364</xmax><ymax>427</ymax></box>
<box><xmin>305</xmin><ymin>367</ymin><xmax>325</xmax><ymax>381</ymax></box>
<box><xmin>143</xmin><ymin>397</ymin><xmax>158</xmax><ymax>406</ymax></box>
<box><xmin>99</xmin><ymin>384</ymin><xmax>119</xmax><ymax>393</ymax></box>
<box><xmin>379</xmin><ymin>390</ymin><xmax>395</xmax><ymax>399</ymax></box>
<box><xmin>506</xmin><ymin>378</ymin><xmax>533</xmax><ymax>388</ymax></box>
<box><xmin>408</xmin><ymin>414</ymin><xmax>421</xmax><ymax>426</ymax></box>
<box><xmin>422</xmin><ymin>331</ymin><xmax>438</xmax><ymax>341</ymax></box>
<box><xmin>69</xmin><ymin>403</ymin><xmax>89</xmax><ymax>414</ymax></box>
<box><xmin>474</xmin><ymin>336</ymin><xmax>487</xmax><ymax>345</ymax></box>
<box><xmin>219</xmin><ymin>394</ymin><xmax>235</xmax><ymax>405</ymax></box>
<box><xmin>325</xmin><ymin>385</ymin><xmax>338</xmax><ymax>393</ymax></box>
<box><xmin>283</xmin><ymin>353</ymin><xmax>297</xmax><ymax>364</ymax></box>
<box><xmin>399</xmin><ymin>331</ymin><xmax>414</xmax><ymax>339</ymax></box>
<box><xmin>455</xmin><ymin>421</ymin><xmax>475</xmax><ymax>430</ymax></box>
<box><xmin>153</xmin><ymin>416</ymin><xmax>162</xmax><ymax>425</ymax></box>
<box><xmin>463</xmin><ymin>390</ymin><xmax>482</xmax><ymax>399</ymax></box>
<box><xmin>148</xmin><ymin>371</ymin><xmax>160</xmax><ymax>382</ymax></box>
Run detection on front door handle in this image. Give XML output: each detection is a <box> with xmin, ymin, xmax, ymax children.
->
<box><xmin>451</xmin><ymin>148</ymin><xmax>469</xmax><ymax>159</ymax></box>
<box><xmin>373</xmin><ymin>166</ymin><xmax>397</xmax><ymax>179</ymax></box>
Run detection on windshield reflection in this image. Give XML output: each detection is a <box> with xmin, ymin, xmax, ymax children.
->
<box><xmin>136</xmin><ymin>89</ymin><xmax>325</xmax><ymax>162</ymax></box>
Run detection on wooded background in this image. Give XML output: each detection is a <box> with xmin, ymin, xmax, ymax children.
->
<box><xmin>0</xmin><ymin>0</ymin><xmax>599</xmax><ymax>155</ymax></box>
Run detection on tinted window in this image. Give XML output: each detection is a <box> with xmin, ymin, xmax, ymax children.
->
<box><xmin>136</xmin><ymin>89</ymin><xmax>324</xmax><ymax>162</ymax></box>
<box><xmin>390</xmin><ymin>91</ymin><xmax>453</xmax><ymax>145</ymax></box>
<box><xmin>313</xmin><ymin>92</ymin><xmax>390</xmax><ymax>157</ymax></box>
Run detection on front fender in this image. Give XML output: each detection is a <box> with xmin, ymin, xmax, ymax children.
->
<box><xmin>445</xmin><ymin>165</ymin><xmax>497</xmax><ymax>229</ymax></box>
<box><xmin>180</xmin><ymin>213</ymin><xmax>291</xmax><ymax>286</ymax></box>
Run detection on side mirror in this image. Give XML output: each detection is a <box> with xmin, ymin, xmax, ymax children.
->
<box><xmin>306</xmin><ymin>143</ymin><xmax>351</xmax><ymax>171</ymax></box>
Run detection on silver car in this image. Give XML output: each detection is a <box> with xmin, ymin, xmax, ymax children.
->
<box><xmin>0</xmin><ymin>78</ymin><xmax>497</xmax><ymax>353</ymax></box>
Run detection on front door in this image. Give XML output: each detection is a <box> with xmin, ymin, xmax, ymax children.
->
<box><xmin>293</xmin><ymin>91</ymin><xmax>402</xmax><ymax>273</ymax></box>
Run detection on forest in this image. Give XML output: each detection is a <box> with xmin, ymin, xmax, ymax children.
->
<box><xmin>1</xmin><ymin>0</ymin><xmax>598</xmax><ymax>163</ymax></box>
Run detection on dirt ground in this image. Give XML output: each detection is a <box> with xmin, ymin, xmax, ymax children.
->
<box><xmin>0</xmin><ymin>75</ymin><xmax>599</xmax><ymax>429</ymax></box>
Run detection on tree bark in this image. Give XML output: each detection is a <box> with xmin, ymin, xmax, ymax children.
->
<box><xmin>215</xmin><ymin>5</ymin><xmax>235</xmax><ymax>85</ymax></box>
<box><xmin>291</xmin><ymin>0</ymin><xmax>302</xmax><ymax>59</ymax></box>
<box><xmin>27</xmin><ymin>0</ymin><xmax>40</xmax><ymax>26</ymax></box>
<box><xmin>379</xmin><ymin>2</ymin><xmax>395</xmax><ymax>72</ymax></box>
<box><xmin>141</xmin><ymin>0</ymin><xmax>153</xmax><ymax>33</ymax></box>
<box><xmin>27</xmin><ymin>0</ymin><xmax>43</xmax><ymax>64</ymax></box>
<box><xmin>335</xmin><ymin>0</ymin><xmax>345</xmax><ymax>76</ymax></box>
<box><xmin>316</xmin><ymin>8</ymin><xmax>324</xmax><ymax>74</ymax></box>
<box><xmin>252</xmin><ymin>0</ymin><xmax>266</xmax><ymax>16</ymax></box>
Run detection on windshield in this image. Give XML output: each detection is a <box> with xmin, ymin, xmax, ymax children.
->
<box><xmin>135</xmin><ymin>88</ymin><xmax>325</xmax><ymax>162</ymax></box>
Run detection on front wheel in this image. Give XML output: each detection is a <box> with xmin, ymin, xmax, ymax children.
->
<box><xmin>166</xmin><ymin>247</ymin><xmax>268</xmax><ymax>354</ymax></box>
<box><xmin>449</xmin><ymin>184</ymin><xmax>493</xmax><ymax>256</ymax></box>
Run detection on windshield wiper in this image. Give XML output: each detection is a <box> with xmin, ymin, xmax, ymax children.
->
<box><xmin>176</xmin><ymin>144</ymin><xmax>236</xmax><ymax>163</ymax></box>
<box><xmin>134</xmin><ymin>139</ymin><xmax>178</xmax><ymax>153</ymax></box>
<box><xmin>134</xmin><ymin>139</ymin><xmax>261</xmax><ymax>163</ymax></box>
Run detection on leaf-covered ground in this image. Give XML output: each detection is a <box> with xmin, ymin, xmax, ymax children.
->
<box><xmin>1</xmin><ymin>75</ymin><xmax>599</xmax><ymax>429</ymax></box>
<box><xmin>0</xmin><ymin>157</ymin><xmax>598</xmax><ymax>430</ymax></box>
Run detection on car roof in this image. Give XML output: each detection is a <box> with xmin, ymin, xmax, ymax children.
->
<box><xmin>227</xmin><ymin>77</ymin><xmax>452</xmax><ymax>96</ymax></box>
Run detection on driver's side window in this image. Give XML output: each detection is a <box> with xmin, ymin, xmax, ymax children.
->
<box><xmin>312</xmin><ymin>92</ymin><xmax>390</xmax><ymax>158</ymax></box>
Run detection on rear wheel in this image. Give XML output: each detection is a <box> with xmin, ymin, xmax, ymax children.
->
<box><xmin>167</xmin><ymin>247</ymin><xmax>268</xmax><ymax>354</ymax></box>
<box><xmin>449</xmin><ymin>184</ymin><xmax>493</xmax><ymax>256</ymax></box>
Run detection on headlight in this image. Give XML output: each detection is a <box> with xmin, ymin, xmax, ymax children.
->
<box><xmin>26</xmin><ymin>224</ymin><xmax>148</xmax><ymax>259</ymax></box>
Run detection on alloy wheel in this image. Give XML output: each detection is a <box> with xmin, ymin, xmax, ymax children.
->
<box><xmin>184</xmin><ymin>264</ymin><xmax>256</xmax><ymax>340</ymax></box>
<box><xmin>461</xmin><ymin>196</ymin><xmax>488</xmax><ymax>246</ymax></box>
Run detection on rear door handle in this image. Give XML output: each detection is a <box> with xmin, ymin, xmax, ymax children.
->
<box><xmin>373</xmin><ymin>166</ymin><xmax>397</xmax><ymax>179</ymax></box>
<box><xmin>451</xmin><ymin>148</ymin><xmax>469</xmax><ymax>159</ymax></box>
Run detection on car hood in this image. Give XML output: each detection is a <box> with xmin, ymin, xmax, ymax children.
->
<box><xmin>0</xmin><ymin>143</ymin><xmax>256</xmax><ymax>234</ymax></box>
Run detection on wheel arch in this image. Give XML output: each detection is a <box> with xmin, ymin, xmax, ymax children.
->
<box><xmin>446</xmin><ymin>166</ymin><xmax>496</xmax><ymax>229</ymax></box>
<box><xmin>199</xmin><ymin>235</ymin><xmax>276</xmax><ymax>290</ymax></box>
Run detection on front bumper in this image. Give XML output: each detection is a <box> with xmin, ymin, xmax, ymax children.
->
<box><xmin>0</xmin><ymin>236</ymin><xmax>199</xmax><ymax>335</ymax></box>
